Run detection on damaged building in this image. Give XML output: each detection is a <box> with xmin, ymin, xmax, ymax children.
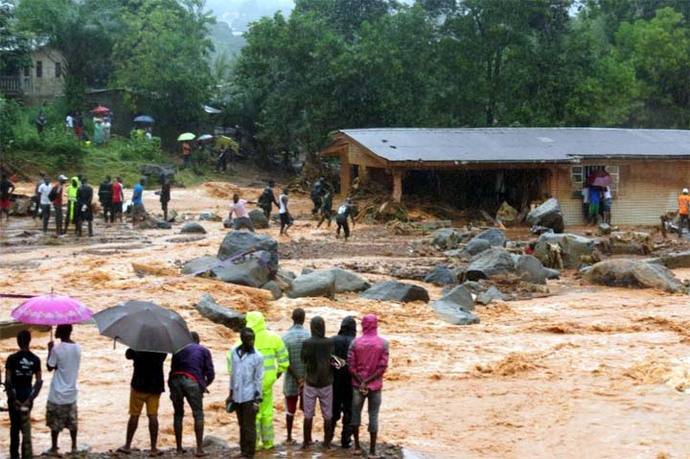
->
<box><xmin>321</xmin><ymin>127</ymin><xmax>690</xmax><ymax>225</ymax></box>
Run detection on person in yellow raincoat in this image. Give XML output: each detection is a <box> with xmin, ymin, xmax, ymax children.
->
<box><xmin>63</xmin><ymin>176</ymin><xmax>80</xmax><ymax>234</ymax></box>
<box><xmin>228</xmin><ymin>311</ymin><xmax>288</xmax><ymax>450</ymax></box>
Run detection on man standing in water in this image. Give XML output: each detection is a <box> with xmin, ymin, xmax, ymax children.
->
<box><xmin>98</xmin><ymin>176</ymin><xmax>113</xmax><ymax>223</ymax></box>
<box><xmin>281</xmin><ymin>308</ymin><xmax>310</xmax><ymax>444</ymax></box>
<box><xmin>132</xmin><ymin>178</ymin><xmax>145</xmax><ymax>225</ymax></box>
<box><xmin>348</xmin><ymin>315</ymin><xmax>389</xmax><ymax>458</ymax></box>
<box><xmin>112</xmin><ymin>177</ymin><xmax>124</xmax><ymax>223</ymax></box>
<box><xmin>63</xmin><ymin>177</ymin><xmax>80</xmax><ymax>234</ymax></box>
<box><xmin>0</xmin><ymin>173</ymin><xmax>15</xmax><ymax>225</ymax></box>
<box><xmin>258</xmin><ymin>180</ymin><xmax>279</xmax><ymax>223</ymax></box>
<box><xmin>5</xmin><ymin>330</ymin><xmax>43</xmax><ymax>459</ymax></box>
<box><xmin>46</xmin><ymin>325</ymin><xmax>81</xmax><ymax>457</ymax></box>
<box><xmin>335</xmin><ymin>198</ymin><xmax>356</xmax><ymax>240</ymax></box>
<box><xmin>160</xmin><ymin>177</ymin><xmax>171</xmax><ymax>222</ymax></box>
<box><xmin>52</xmin><ymin>175</ymin><xmax>67</xmax><ymax>235</ymax></box>
<box><xmin>331</xmin><ymin>316</ymin><xmax>357</xmax><ymax>448</ymax></box>
<box><xmin>279</xmin><ymin>189</ymin><xmax>293</xmax><ymax>236</ymax></box>
<box><xmin>37</xmin><ymin>175</ymin><xmax>52</xmax><ymax>233</ymax></box>
<box><xmin>76</xmin><ymin>177</ymin><xmax>94</xmax><ymax>237</ymax></box>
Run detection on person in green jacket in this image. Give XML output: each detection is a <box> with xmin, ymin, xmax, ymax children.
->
<box><xmin>227</xmin><ymin>311</ymin><xmax>288</xmax><ymax>451</ymax></box>
<box><xmin>63</xmin><ymin>176</ymin><xmax>80</xmax><ymax>234</ymax></box>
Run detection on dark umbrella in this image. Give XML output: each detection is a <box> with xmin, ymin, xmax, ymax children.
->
<box><xmin>133</xmin><ymin>115</ymin><xmax>155</xmax><ymax>124</ymax></box>
<box><xmin>93</xmin><ymin>301</ymin><xmax>193</xmax><ymax>353</ymax></box>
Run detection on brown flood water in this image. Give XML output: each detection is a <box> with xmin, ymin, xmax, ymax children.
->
<box><xmin>2</xmin><ymin>181</ymin><xmax>690</xmax><ymax>458</ymax></box>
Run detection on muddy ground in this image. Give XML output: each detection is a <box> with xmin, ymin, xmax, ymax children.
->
<box><xmin>2</xmin><ymin>179</ymin><xmax>690</xmax><ymax>458</ymax></box>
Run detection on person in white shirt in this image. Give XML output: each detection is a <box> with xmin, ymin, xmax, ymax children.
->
<box><xmin>37</xmin><ymin>176</ymin><xmax>53</xmax><ymax>233</ymax></box>
<box><xmin>46</xmin><ymin>324</ymin><xmax>81</xmax><ymax>456</ymax></box>
<box><xmin>602</xmin><ymin>186</ymin><xmax>613</xmax><ymax>224</ymax></box>
<box><xmin>279</xmin><ymin>189</ymin><xmax>293</xmax><ymax>236</ymax></box>
<box><xmin>228</xmin><ymin>193</ymin><xmax>255</xmax><ymax>232</ymax></box>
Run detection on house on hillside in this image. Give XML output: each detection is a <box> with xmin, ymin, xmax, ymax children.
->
<box><xmin>321</xmin><ymin>128</ymin><xmax>690</xmax><ymax>225</ymax></box>
<box><xmin>0</xmin><ymin>43</ymin><xmax>65</xmax><ymax>104</ymax></box>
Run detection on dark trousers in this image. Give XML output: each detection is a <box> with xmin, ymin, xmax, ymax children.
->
<box><xmin>216</xmin><ymin>156</ymin><xmax>227</xmax><ymax>172</ymax></box>
<box><xmin>101</xmin><ymin>202</ymin><xmax>112</xmax><ymax>222</ymax></box>
<box><xmin>236</xmin><ymin>401</ymin><xmax>257</xmax><ymax>458</ymax></box>
<box><xmin>336</xmin><ymin>218</ymin><xmax>350</xmax><ymax>239</ymax></box>
<box><xmin>332</xmin><ymin>380</ymin><xmax>353</xmax><ymax>447</ymax></box>
<box><xmin>41</xmin><ymin>204</ymin><xmax>51</xmax><ymax>232</ymax></box>
<box><xmin>54</xmin><ymin>205</ymin><xmax>63</xmax><ymax>234</ymax></box>
<box><xmin>9</xmin><ymin>404</ymin><xmax>32</xmax><ymax>459</ymax></box>
<box><xmin>680</xmin><ymin>215</ymin><xmax>690</xmax><ymax>238</ymax></box>
<box><xmin>161</xmin><ymin>200</ymin><xmax>169</xmax><ymax>221</ymax></box>
<box><xmin>112</xmin><ymin>202</ymin><xmax>122</xmax><ymax>222</ymax></box>
<box><xmin>261</xmin><ymin>206</ymin><xmax>271</xmax><ymax>222</ymax></box>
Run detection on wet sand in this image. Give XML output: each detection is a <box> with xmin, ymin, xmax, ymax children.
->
<box><xmin>2</xmin><ymin>181</ymin><xmax>690</xmax><ymax>458</ymax></box>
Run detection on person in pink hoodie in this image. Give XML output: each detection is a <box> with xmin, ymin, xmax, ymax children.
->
<box><xmin>347</xmin><ymin>314</ymin><xmax>389</xmax><ymax>458</ymax></box>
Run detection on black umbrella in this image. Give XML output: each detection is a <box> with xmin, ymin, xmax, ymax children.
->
<box><xmin>93</xmin><ymin>301</ymin><xmax>193</xmax><ymax>354</ymax></box>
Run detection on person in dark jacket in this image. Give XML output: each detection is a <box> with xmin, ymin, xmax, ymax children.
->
<box><xmin>300</xmin><ymin>316</ymin><xmax>335</xmax><ymax>449</ymax></box>
<box><xmin>330</xmin><ymin>316</ymin><xmax>357</xmax><ymax>448</ymax></box>
<box><xmin>76</xmin><ymin>177</ymin><xmax>94</xmax><ymax>237</ymax></box>
<box><xmin>160</xmin><ymin>177</ymin><xmax>171</xmax><ymax>222</ymax></box>
<box><xmin>98</xmin><ymin>176</ymin><xmax>113</xmax><ymax>223</ymax></box>
<box><xmin>258</xmin><ymin>180</ymin><xmax>279</xmax><ymax>222</ymax></box>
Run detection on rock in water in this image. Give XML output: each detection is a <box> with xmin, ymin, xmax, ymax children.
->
<box><xmin>328</xmin><ymin>268</ymin><xmax>370</xmax><ymax>293</ymax></box>
<box><xmin>477</xmin><ymin>286</ymin><xmax>505</xmax><ymax>305</ymax></box>
<box><xmin>249</xmin><ymin>209</ymin><xmax>269</xmax><ymax>229</ymax></box>
<box><xmin>181</xmin><ymin>256</ymin><xmax>221</xmax><ymax>275</ymax></box>
<box><xmin>424</xmin><ymin>266</ymin><xmax>459</xmax><ymax>286</ymax></box>
<box><xmin>195</xmin><ymin>294</ymin><xmax>245</xmax><ymax>331</ymax></box>
<box><xmin>199</xmin><ymin>211</ymin><xmax>222</xmax><ymax>222</ymax></box>
<box><xmin>471</xmin><ymin>228</ymin><xmax>507</xmax><ymax>247</ymax></box>
<box><xmin>534</xmin><ymin>233</ymin><xmax>594</xmax><ymax>269</ymax></box>
<box><xmin>288</xmin><ymin>270</ymin><xmax>336</xmax><ymax>299</ymax></box>
<box><xmin>431</xmin><ymin>286</ymin><xmax>479</xmax><ymax>325</ymax></box>
<box><xmin>465</xmin><ymin>248</ymin><xmax>516</xmax><ymax>281</ymax></box>
<box><xmin>431</xmin><ymin>228</ymin><xmax>464</xmax><ymax>250</ymax></box>
<box><xmin>463</xmin><ymin>238</ymin><xmax>491</xmax><ymax>257</ymax></box>
<box><xmin>261</xmin><ymin>281</ymin><xmax>283</xmax><ymax>300</ymax></box>
<box><xmin>181</xmin><ymin>222</ymin><xmax>207</xmax><ymax>234</ymax></box>
<box><xmin>361</xmin><ymin>281</ymin><xmax>430</xmax><ymax>303</ymax></box>
<box><xmin>212</xmin><ymin>256</ymin><xmax>271</xmax><ymax>288</ymax></box>
<box><xmin>648</xmin><ymin>250</ymin><xmax>690</xmax><ymax>269</ymax></box>
<box><xmin>597</xmin><ymin>223</ymin><xmax>611</xmax><ymax>235</ymax></box>
<box><xmin>584</xmin><ymin>259</ymin><xmax>685</xmax><ymax>293</ymax></box>
<box><xmin>526</xmin><ymin>198</ymin><xmax>565</xmax><ymax>233</ymax></box>
<box><xmin>218</xmin><ymin>232</ymin><xmax>279</xmax><ymax>275</ymax></box>
<box><xmin>515</xmin><ymin>255</ymin><xmax>548</xmax><ymax>285</ymax></box>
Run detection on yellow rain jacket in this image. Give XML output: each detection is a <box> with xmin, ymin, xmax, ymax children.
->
<box><xmin>66</xmin><ymin>176</ymin><xmax>80</xmax><ymax>221</ymax></box>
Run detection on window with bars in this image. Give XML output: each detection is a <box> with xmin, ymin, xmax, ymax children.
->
<box><xmin>571</xmin><ymin>165</ymin><xmax>620</xmax><ymax>197</ymax></box>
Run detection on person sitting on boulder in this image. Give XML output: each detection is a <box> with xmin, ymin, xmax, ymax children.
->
<box><xmin>229</xmin><ymin>193</ymin><xmax>255</xmax><ymax>232</ymax></box>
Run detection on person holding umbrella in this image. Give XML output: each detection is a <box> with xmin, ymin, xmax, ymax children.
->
<box><xmin>46</xmin><ymin>324</ymin><xmax>82</xmax><ymax>457</ymax></box>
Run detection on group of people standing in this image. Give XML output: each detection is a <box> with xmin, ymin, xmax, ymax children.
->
<box><xmin>582</xmin><ymin>185</ymin><xmax>613</xmax><ymax>225</ymax></box>
<box><xmin>3</xmin><ymin>310</ymin><xmax>388</xmax><ymax>459</ymax></box>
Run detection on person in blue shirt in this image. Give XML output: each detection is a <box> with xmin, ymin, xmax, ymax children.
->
<box><xmin>131</xmin><ymin>178</ymin><xmax>145</xmax><ymax>225</ymax></box>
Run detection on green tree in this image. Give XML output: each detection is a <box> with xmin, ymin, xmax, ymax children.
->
<box><xmin>0</xmin><ymin>2</ymin><xmax>30</xmax><ymax>75</ymax></box>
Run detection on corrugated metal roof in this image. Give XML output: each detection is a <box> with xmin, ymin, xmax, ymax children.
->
<box><xmin>340</xmin><ymin>128</ymin><xmax>690</xmax><ymax>163</ymax></box>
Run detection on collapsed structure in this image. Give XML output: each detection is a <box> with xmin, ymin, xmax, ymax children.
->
<box><xmin>322</xmin><ymin>127</ymin><xmax>690</xmax><ymax>225</ymax></box>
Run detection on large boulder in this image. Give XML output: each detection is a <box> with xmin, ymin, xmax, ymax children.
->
<box><xmin>465</xmin><ymin>248</ymin><xmax>516</xmax><ymax>281</ymax></box>
<box><xmin>431</xmin><ymin>228</ymin><xmax>465</xmax><ymax>250</ymax></box>
<box><xmin>496</xmin><ymin>201</ymin><xmax>519</xmax><ymax>226</ymax></box>
<box><xmin>329</xmin><ymin>268</ymin><xmax>370</xmax><ymax>293</ymax></box>
<box><xmin>477</xmin><ymin>286</ymin><xmax>505</xmax><ymax>305</ymax></box>
<box><xmin>608</xmin><ymin>231</ymin><xmax>652</xmax><ymax>255</ymax></box>
<box><xmin>431</xmin><ymin>286</ymin><xmax>479</xmax><ymax>325</ymax></box>
<box><xmin>140</xmin><ymin>164</ymin><xmax>176</xmax><ymax>182</ymax></box>
<box><xmin>424</xmin><ymin>266</ymin><xmax>459</xmax><ymax>286</ymax></box>
<box><xmin>584</xmin><ymin>259</ymin><xmax>685</xmax><ymax>293</ymax></box>
<box><xmin>515</xmin><ymin>255</ymin><xmax>548</xmax><ymax>285</ymax></box>
<box><xmin>218</xmin><ymin>232</ymin><xmax>279</xmax><ymax>275</ymax></box>
<box><xmin>463</xmin><ymin>238</ymin><xmax>491</xmax><ymax>257</ymax></box>
<box><xmin>181</xmin><ymin>256</ymin><xmax>221</xmax><ymax>275</ymax></box>
<box><xmin>471</xmin><ymin>228</ymin><xmax>506</xmax><ymax>247</ymax></box>
<box><xmin>526</xmin><ymin>198</ymin><xmax>565</xmax><ymax>233</ymax></box>
<box><xmin>288</xmin><ymin>270</ymin><xmax>336</xmax><ymax>299</ymax></box>
<box><xmin>261</xmin><ymin>281</ymin><xmax>283</xmax><ymax>300</ymax></box>
<box><xmin>212</xmin><ymin>256</ymin><xmax>271</xmax><ymax>288</ymax></box>
<box><xmin>195</xmin><ymin>294</ymin><xmax>244</xmax><ymax>331</ymax></box>
<box><xmin>249</xmin><ymin>209</ymin><xmax>269</xmax><ymax>229</ymax></box>
<box><xmin>181</xmin><ymin>222</ymin><xmax>207</xmax><ymax>234</ymax></box>
<box><xmin>649</xmin><ymin>250</ymin><xmax>690</xmax><ymax>269</ymax></box>
<box><xmin>361</xmin><ymin>281</ymin><xmax>430</xmax><ymax>303</ymax></box>
<box><xmin>534</xmin><ymin>233</ymin><xmax>594</xmax><ymax>269</ymax></box>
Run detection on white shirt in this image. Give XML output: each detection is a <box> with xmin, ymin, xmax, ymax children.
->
<box><xmin>38</xmin><ymin>183</ymin><xmax>52</xmax><ymax>206</ymax></box>
<box><xmin>279</xmin><ymin>194</ymin><xmax>288</xmax><ymax>214</ymax></box>
<box><xmin>47</xmin><ymin>342</ymin><xmax>81</xmax><ymax>405</ymax></box>
<box><xmin>230</xmin><ymin>199</ymin><xmax>249</xmax><ymax>218</ymax></box>
<box><xmin>604</xmin><ymin>186</ymin><xmax>612</xmax><ymax>200</ymax></box>
<box><xmin>582</xmin><ymin>186</ymin><xmax>589</xmax><ymax>204</ymax></box>
<box><xmin>65</xmin><ymin>115</ymin><xmax>73</xmax><ymax>128</ymax></box>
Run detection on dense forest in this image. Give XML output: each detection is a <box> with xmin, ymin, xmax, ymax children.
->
<box><xmin>3</xmin><ymin>0</ymin><xmax>690</xmax><ymax>163</ymax></box>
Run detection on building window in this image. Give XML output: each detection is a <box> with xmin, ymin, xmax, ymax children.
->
<box><xmin>571</xmin><ymin>165</ymin><xmax>620</xmax><ymax>197</ymax></box>
<box><xmin>23</xmin><ymin>67</ymin><xmax>30</xmax><ymax>77</ymax></box>
<box><xmin>36</xmin><ymin>61</ymin><xmax>43</xmax><ymax>78</ymax></box>
<box><xmin>55</xmin><ymin>62</ymin><xmax>62</xmax><ymax>78</ymax></box>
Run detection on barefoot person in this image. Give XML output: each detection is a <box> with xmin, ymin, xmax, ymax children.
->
<box><xmin>227</xmin><ymin>328</ymin><xmax>264</xmax><ymax>459</ymax></box>
<box><xmin>300</xmin><ymin>316</ymin><xmax>335</xmax><ymax>449</ymax></box>
<box><xmin>5</xmin><ymin>330</ymin><xmax>43</xmax><ymax>459</ymax></box>
<box><xmin>169</xmin><ymin>332</ymin><xmax>214</xmax><ymax>457</ymax></box>
<box><xmin>348</xmin><ymin>315</ymin><xmax>389</xmax><ymax>458</ymax></box>
<box><xmin>281</xmin><ymin>308</ymin><xmax>310</xmax><ymax>444</ymax></box>
<box><xmin>46</xmin><ymin>324</ymin><xmax>82</xmax><ymax>456</ymax></box>
<box><xmin>119</xmin><ymin>349</ymin><xmax>167</xmax><ymax>456</ymax></box>
<box><xmin>278</xmin><ymin>189</ymin><xmax>293</xmax><ymax>236</ymax></box>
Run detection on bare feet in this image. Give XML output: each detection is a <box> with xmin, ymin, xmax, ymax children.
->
<box><xmin>194</xmin><ymin>449</ymin><xmax>208</xmax><ymax>457</ymax></box>
<box><xmin>149</xmin><ymin>449</ymin><xmax>164</xmax><ymax>457</ymax></box>
<box><xmin>116</xmin><ymin>446</ymin><xmax>132</xmax><ymax>455</ymax></box>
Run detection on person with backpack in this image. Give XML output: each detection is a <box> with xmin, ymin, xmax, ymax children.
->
<box><xmin>335</xmin><ymin>198</ymin><xmax>356</xmax><ymax>240</ymax></box>
<box><xmin>258</xmin><ymin>180</ymin><xmax>279</xmax><ymax>223</ymax></box>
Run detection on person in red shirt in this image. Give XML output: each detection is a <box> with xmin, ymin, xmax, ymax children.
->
<box><xmin>112</xmin><ymin>177</ymin><xmax>124</xmax><ymax>223</ymax></box>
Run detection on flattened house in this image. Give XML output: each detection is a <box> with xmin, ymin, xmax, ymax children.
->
<box><xmin>321</xmin><ymin>127</ymin><xmax>690</xmax><ymax>225</ymax></box>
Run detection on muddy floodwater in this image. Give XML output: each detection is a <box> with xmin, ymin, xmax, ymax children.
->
<box><xmin>2</xmin><ymin>180</ymin><xmax>690</xmax><ymax>458</ymax></box>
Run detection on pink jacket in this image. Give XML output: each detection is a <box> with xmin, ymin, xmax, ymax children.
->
<box><xmin>347</xmin><ymin>314</ymin><xmax>389</xmax><ymax>391</ymax></box>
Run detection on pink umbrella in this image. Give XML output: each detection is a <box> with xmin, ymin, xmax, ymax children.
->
<box><xmin>11</xmin><ymin>295</ymin><xmax>93</xmax><ymax>326</ymax></box>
